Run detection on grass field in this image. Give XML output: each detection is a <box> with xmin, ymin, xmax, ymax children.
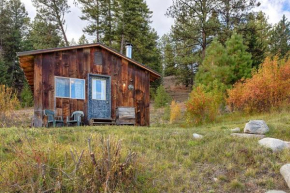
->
<box><xmin>1</xmin><ymin>110</ymin><xmax>290</xmax><ymax>192</ymax></box>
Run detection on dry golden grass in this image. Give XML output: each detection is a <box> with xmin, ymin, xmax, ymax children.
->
<box><xmin>1</xmin><ymin>110</ymin><xmax>290</xmax><ymax>192</ymax></box>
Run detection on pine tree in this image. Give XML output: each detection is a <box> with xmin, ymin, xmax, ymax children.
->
<box><xmin>1</xmin><ymin>0</ymin><xmax>29</xmax><ymax>89</ymax></box>
<box><xmin>32</xmin><ymin>0</ymin><xmax>70</xmax><ymax>46</ymax></box>
<box><xmin>237</xmin><ymin>12</ymin><xmax>271</xmax><ymax>68</ymax></box>
<box><xmin>27</xmin><ymin>14</ymin><xmax>61</xmax><ymax>49</ymax></box>
<box><xmin>269</xmin><ymin>15</ymin><xmax>290</xmax><ymax>59</ymax></box>
<box><xmin>78</xmin><ymin>34</ymin><xmax>89</xmax><ymax>45</ymax></box>
<box><xmin>217</xmin><ymin>0</ymin><xmax>260</xmax><ymax>42</ymax></box>
<box><xmin>226</xmin><ymin>32</ymin><xmax>252</xmax><ymax>83</ymax></box>
<box><xmin>195</xmin><ymin>39</ymin><xmax>230</xmax><ymax>90</ymax></box>
<box><xmin>195</xmin><ymin>33</ymin><xmax>252</xmax><ymax>90</ymax></box>
<box><xmin>159</xmin><ymin>34</ymin><xmax>176</xmax><ymax>76</ymax></box>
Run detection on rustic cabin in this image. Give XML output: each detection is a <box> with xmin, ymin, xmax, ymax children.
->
<box><xmin>17</xmin><ymin>43</ymin><xmax>161</xmax><ymax>127</ymax></box>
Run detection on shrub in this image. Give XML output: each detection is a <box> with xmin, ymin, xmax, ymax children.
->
<box><xmin>170</xmin><ymin>100</ymin><xmax>181</xmax><ymax>124</ymax></box>
<box><xmin>20</xmin><ymin>83</ymin><xmax>33</xmax><ymax>108</ymax></box>
<box><xmin>186</xmin><ymin>85</ymin><xmax>222</xmax><ymax>125</ymax></box>
<box><xmin>0</xmin><ymin>85</ymin><xmax>20</xmax><ymax>127</ymax></box>
<box><xmin>154</xmin><ymin>85</ymin><xmax>171</xmax><ymax>108</ymax></box>
<box><xmin>227</xmin><ymin>57</ymin><xmax>290</xmax><ymax>112</ymax></box>
<box><xmin>0</xmin><ymin>135</ymin><xmax>139</xmax><ymax>192</ymax></box>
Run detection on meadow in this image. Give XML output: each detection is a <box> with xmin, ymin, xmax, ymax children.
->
<box><xmin>1</xmin><ymin>110</ymin><xmax>290</xmax><ymax>192</ymax></box>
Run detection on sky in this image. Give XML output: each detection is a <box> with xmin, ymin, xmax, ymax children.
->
<box><xmin>21</xmin><ymin>0</ymin><xmax>290</xmax><ymax>42</ymax></box>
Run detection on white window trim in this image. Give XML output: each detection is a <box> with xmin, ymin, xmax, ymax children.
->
<box><xmin>55</xmin><ymin>76</ymin><xmax>86</xmax><ymax>100</ymax></box>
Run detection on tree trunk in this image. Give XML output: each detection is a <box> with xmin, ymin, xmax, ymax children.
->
<box><xmin>120</xmin><ymin>34</ymin><xmax>124</xmax><ymax>54</ymax></box>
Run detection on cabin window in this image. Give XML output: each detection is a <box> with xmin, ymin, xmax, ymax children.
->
<box><xmin>94</xmin><ymin>51</ymin><xmax>103</xmax><ymax>65</ymax></box>
<box><xmin>92</xmin><ymin>78</ymin><xmax>106</xmax><ymax>100</ymax></box>
<box><xmin>55</xmin><ymin>77</ymin><xmax>85</xmax><ymax>99</ymax></box>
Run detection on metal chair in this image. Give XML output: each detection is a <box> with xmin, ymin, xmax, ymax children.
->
<box><xmin>67</xmin><ymin>111</ymin><xmax>84</xmax><ymax>126</ymax></box>
<box><xmin>43</xmin><ymin>109</ymin><xmax>64</xmax><ymax>127</ymax></box>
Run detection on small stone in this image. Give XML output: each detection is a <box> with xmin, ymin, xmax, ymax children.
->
<box><xmin>244</xmin><ymin>120</ymin><xmax>269</xmax><ymax>134</ymax></box>
<box><xmin>231</xmin><ymin>127</ymin><xmax>241</xmax><ymax>133</ymax></box>
<box><xmin>258</xmin><ymin>138</ymin><xmax>287</xmax><ymax>152</ymax></box>
<box><xmin>213</xmin><ymin>178</ymin><xmax>218</xmax><ymax>182</ymax></box>
<box><xmin>266</xmin><ymin>191</ymin><xmax>286</xmax><ymax>193</ymax></box>
<box><xmin>231</xmin><ymin>133</ymin><xmax>265</xmax><ymax>139</ymax></box>
<box><xmin>193</xmin><ymin>133</ymin><xmax>203</xmax><ymax>139</ymax></box>
<box><xmin>280</xmin><ymin>164</ymin><xmax>290</xmax><ymax>189</ymax></box>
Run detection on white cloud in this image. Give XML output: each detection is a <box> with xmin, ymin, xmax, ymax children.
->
<box><xmin>21</xmin><ymin>0</ymin><xmax>290</xmax><ymax>42</ymax></box>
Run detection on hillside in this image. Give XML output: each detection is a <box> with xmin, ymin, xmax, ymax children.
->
<box><xmin>1</xmin><ymin>111</ymin><xmax>290</xmax><ymax>192</ymax></box>
<box><xmin>163</xmin><ymin>76</ymin><xmax>191</xmax><ymax>102</ymax></box>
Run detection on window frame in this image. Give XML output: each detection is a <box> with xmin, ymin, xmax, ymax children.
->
<box><xmin>55</xmin><ymin>76</ymin><xmax>86</xmax><ymax>100</ymax></box>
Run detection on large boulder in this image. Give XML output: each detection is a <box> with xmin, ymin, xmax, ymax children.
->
<box><xmin>280</xmin><ymin>164</ymin><xmax>290</xmax><ymax>189</ymax></box>
<box><xmin>244</xmin><ymin>120</ymin><xmax>269</xmax><ymax>134</ymax></box>
<box><xmin>258</xmin><ymin>138</ymin><xmax>287</xmax><ymax>152</ymax></box>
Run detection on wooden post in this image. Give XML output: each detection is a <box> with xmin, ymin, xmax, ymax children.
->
<box><xmin>33</xmin><ymin>54</ymin><xmax>43</xmax><ymax>127</ymax></box>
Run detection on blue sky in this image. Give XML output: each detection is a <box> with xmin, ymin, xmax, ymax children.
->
<box><xmin>21</xmin><ymin>0</ymin><xmax>290</xmax><ymax>42</ymax></box>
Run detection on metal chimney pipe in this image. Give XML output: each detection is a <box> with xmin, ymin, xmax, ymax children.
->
<box><xmin>126</xmin><ymin>43</ymin><xmax>133</xmax><ymax>58</ymax></box>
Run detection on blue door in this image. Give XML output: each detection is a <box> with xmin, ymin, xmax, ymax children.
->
<box><xmin>88</xmin><ymin>74</ymin><xmax>111</xmax><ymax>120</ymax></box>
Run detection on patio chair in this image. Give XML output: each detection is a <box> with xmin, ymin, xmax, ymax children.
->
<box><xmin>67</xmin><ymin>111</ymin><xmax>84</xmax><ymax>126</ymax></box>
<box><xmin>43</xmin><ymin>109</ymin><xmax>64</xmax><ymax>128</ymax></box>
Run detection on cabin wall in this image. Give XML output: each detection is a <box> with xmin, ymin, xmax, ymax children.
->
<box><xmin>33</xmin><ymin>47</ymin><xmax>150</xmax><ymax>127</ymax></box>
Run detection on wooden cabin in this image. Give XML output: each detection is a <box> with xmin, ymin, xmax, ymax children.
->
<box><xmin>17</xmin><ymin>43</ymin><xmax>161</xmax><ymax>127</ymax></box>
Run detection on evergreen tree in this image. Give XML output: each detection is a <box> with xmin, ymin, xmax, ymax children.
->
<box><xmin>159</xmin><ymin>34</ymin><xmax>176</xmax><ymax>76</ymax></box>
<box><xmin>269</xmin><ymin>15</ymin><xmax>290</xmax><ymax>59</ymax></box>
<box><xmin>195</xmin><ymin>39</ymin><xmax>230</xmax><ymax>90</ymax></box>
<box><xmin>27</xmin><ymin>14</ymin><xmax>61</xmax><ymax>49</ymax></box>
<box><xmin>0</xmin><ymin>0</ymin><xmax>29</xmax><ymax>89</ymax></box>
<box><xmin>0</xmin><ymin>56</ymin><xmax>8</xmax><ymax>85</ymax></box>
<box><xmin>167</xmin><ymin>0</ymin><xmax>220</xmax><ymax>59</ymax></box>
<box><xmin>20</xmin><ymin>82</ymin><xmax>33</xmax><ymax>107</ymax></box>
<box><xmin>78</xmin><ymin>34</ymin><xmax>89</xmax><ymax>45</ymax></box>
<box><xmin>78</xmin><ymin>0</ymin><xmax>105</xmax><ymax>43</ymax></box>
<box><xmin>237</xmin><ymin>12</ymin><xmax>271</xmax><ymax>68</ymax></box>
<box><xmin>195</xmin><ymin>33</ymin><xmax>252</xmax><ymax>90</ymax></box>
<box><xmin>32</xmin><ymin>0</ymin><xmax>70</xmax><ymax>46</ymax></box>
<box><xmin>226</xmin><ymin>32</ymin><xmax>252</xmax><ymax>83</ymax></box>
<box><xmin>217</xmin><ymin>0</ymin><xmax>260</xmax><ymax>42</ymax></box>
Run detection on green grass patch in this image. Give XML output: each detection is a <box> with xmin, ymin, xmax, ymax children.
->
<box><xmin>1</xmin><ymin>111</ymin><xmax>290</xmax><ymax>192</ymax></box>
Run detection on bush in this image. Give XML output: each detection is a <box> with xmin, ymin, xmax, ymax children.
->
<box><xmin>0</xmin><ymin>135</ymin><xmax>139</xmax><ymax>192</ymax></box>
<box><xmin>20</xmin><ymin>83</ymin><xmax>33</xmax><ymax>108</ymax></box>
<box><xmin>154</xmin><ymin>85</ymin><xmax>171</xmax><ymax>108</ymax></box>
<box><xmin>170</xmin><ymin>100</ymin><xmax>181</xmax><ymax>124</ymax></box>
<box><xmin>227</xmin><ymin>57</ymin><xmax>290</xmax><ymax>112</ymax></box>
<box><xmin>186</xmin><ymin>85</ymin><xmax>222</xmax><ymax>125</ymax></box>
<box><xmin>0</xmin><ymin>85</ymin><xmax>20</xmax><ymax>127</ymax></box>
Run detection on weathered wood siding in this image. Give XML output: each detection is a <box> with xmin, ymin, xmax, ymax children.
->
<box><xmin>33</xmin><ymin>47</ymin><xmax>150</xmax><ymax>126</ymax></box>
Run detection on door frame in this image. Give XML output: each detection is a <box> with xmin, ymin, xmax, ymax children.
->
<box><xmin>87</xmin><ymin>73</ymin><xmax>112</xmax><ymax>121</ymax></box>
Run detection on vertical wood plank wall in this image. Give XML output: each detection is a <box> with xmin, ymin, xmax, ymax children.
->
<box><xmin>33</xmin><ymin>47</ymin><xmax>151</xmax><ymax>126</ymax></box>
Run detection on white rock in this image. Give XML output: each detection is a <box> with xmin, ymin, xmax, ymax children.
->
<box><xmin>258</xmin><ymin>138</ymin><xmax>287</xmax><ymax>152</ymax></box>
<box><xmin>193</xmin><ymin>133</ymin><xmax>203</xmax><ymax>139</ymax></box>
<box><xmin>280</xmin><ymin>164</ymin><xmax>290</xmax><ymax>189</ymax></box>
<box><xmin>266</xmin><ymin>191</ymin><xmax>286</xmax><ymax>193</ymax></box>
<box><xmin>244</xmin><ymin>120</ymin><xmax>269</xmax><ymax>134</ymax></box>
<box><xmin>231</xmin><ymin>133</ymin><xmax>265</xmax><ymax>139</ymax></box>
<box><xmin>231</xmin><ymin>127</ymin><xmax>241</xmax><ymax>133</ymax></box>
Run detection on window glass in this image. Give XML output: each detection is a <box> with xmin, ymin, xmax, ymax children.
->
<box><xmin>92</xmin><ymin>79</ymin><xmax>106</xmax><ymax>100</ymax></box>
<box><xmin>71</xmin><ymin>79</ymin><xmax>85</xmax><ymax>99</ymax></box>
<box><xmin>55</xmin><ymin>77</ymin><xmax>70</xmax><ymax>98</ymax></box>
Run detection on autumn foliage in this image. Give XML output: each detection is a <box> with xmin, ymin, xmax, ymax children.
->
<box><xmin>186</xmin><ymin>85</ymin><xmax>222</xmax><ymax>125</ymax></box>
<box><xmin>227</xmin><ymin>57</ymin><xmax>290</xmax><ymax>112</ymax></box>
<box><xmin>170</xmin><ymin>100</ymin><xmax>181</xmax><ymax>124</ymax></box>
